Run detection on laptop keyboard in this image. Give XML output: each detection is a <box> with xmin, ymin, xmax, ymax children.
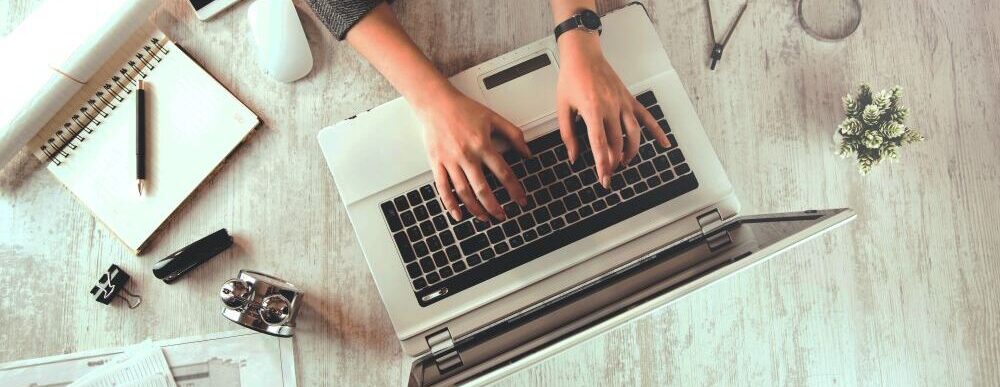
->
<box><xmin>379</xmin><ymin>90</ymin><xmax>699</xmax><ymax>306</ymax></box>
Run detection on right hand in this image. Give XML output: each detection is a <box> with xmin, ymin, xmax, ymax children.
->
<box><xmin>415</xmin><ymin>87</ymin><xmax>532</xmax><ymax>222</ymax></box>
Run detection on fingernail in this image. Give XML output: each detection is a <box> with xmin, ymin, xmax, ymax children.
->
<box><xmin>478</xmin><ymin>215</ymin><xmax>488</xmax><ymax>222</ymax></box>
<box><xmin>518</xmin><ymin>198</ymin><xmax>527</xmax><ymax>207</ymax></box>
<box><xmin>602</xmin><ymin>176</ymin><xmax>611</xmax><ymax>188</ymax></box>
<box><xmin>451</xmin><ymin>209</ymin><xmax>461</xmax><ymax>220</ymax></box>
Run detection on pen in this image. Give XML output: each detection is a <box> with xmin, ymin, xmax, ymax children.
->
<box><xmin>136</xmin><ymin>80</ymin><xmax>146</xmax><ymax>195</ymax></box>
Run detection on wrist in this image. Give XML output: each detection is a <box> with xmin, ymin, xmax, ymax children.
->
<box><xmin>557</xmin><ymin>29</ymin><xmax>603</xmax><ymax>62</ymax></box>
<box><xmin>407</xmin><ymin>77</ymin><xmax>460</xmax><ymax>112</ymax></box>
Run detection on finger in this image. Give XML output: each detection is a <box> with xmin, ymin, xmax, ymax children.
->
<box><xmin>483</xmin><ymin>151</ymin><xmax>528</xmax><ymax>207</ymax></box>
<box><xmin>604</xmin><ymin>110</ymin><xmax>625</xmax><ymax>168</ymax></box>
<box><xmin>622</xmin><ymin>112</ymin><xmax>641</xmax><ymax>166</ymax></box>
<box><xmin>433</xmin><ymin>163</ymin><xmax>462</xmax><ymax>221</ymax></box>
<box><xmin>581</xmin><ymin>111</ymin><xmax>612</xmax><ymax>188</ymax></box>
<box><xmin>634</xmin><ymin>99</ymin><xmax>670</xmax><ymax>148</ymax></box>
<box><xmin>462</xmin><ymin>161</ymin><xmax>507</xmax><ymax>220</ymax></box>
<box><xmin>492</xmin><ymin>114</ymin><xmax>532</xmax><ymax>158</ymax></box>
<box><xmin>447</xmin><ymin>163</ymin><xmax>489</xmax><ymax>221</ymax></box>
<box><xmin>557</xmin><ymin>101</ymin><xmax>580</xmax><ymax>163</ymax></box>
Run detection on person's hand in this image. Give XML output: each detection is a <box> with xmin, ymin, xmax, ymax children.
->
<box><xmin>415</xmin><ymin>86</ymin><xmax>531</xmax><ymax>222</ymax></box>
<box><xmin>555</xmin><ymin>30</ymin><xmax>671</xmax><ymax>188</ymax></box>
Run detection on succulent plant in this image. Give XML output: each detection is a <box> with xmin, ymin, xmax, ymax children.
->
<box><xmin>835</xmin><ymin>84</ymin><xmax>925</xmax><ymax>175</ymax></box>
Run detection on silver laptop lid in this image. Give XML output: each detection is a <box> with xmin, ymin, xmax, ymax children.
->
<box><xmin>407</xmin><ymin>208</ymin><xmax>856</xmax><ymax>386</ymax></box>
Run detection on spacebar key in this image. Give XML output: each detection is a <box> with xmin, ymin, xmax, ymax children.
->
<box><xmin>461</xmin><ymin>234</ymin><xmax>489</xmax><ymax>255</ymax></box>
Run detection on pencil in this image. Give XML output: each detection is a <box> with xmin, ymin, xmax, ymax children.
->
<box><xmin>136</xmin><ymin>80</ymin><xmax>146</xmax><ymax>195</ymax></box>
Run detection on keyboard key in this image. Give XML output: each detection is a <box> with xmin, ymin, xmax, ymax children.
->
<box><xmin>554</xmin><ymin>144</ymin><xmax>568</xmax><ymax>160</ymax></box>
<box><xmin>534</xmin><ymin>189</ymin><xmax>552</xmax><ymax>205</ymax></box>
<box><xmin>414</xmin><ymin>205</ymin><xmax>429</xmax><ymax>221</ymax></box>
<box><xmin>512</xmin><ymin>163</ymin><xmax>527</xmax><ymax>178</ymax></box>
<box><xmin>502</xmin><ymin>221</ymin><xmax>520</xmax><ymax>237</ymax></box>
<box><xmin>394</xmin><ymin>232</ymin><xmax>415</xmax><ymax>262</ymax></box>
<box><xmin>653</xmin><ymin>155</ymin><xmax>669</xmax><ymax>170</ymax></box>
<box><xmin>481</xmin><ymin>248</ymin><xmax>496</xmax><ymax>260</ymax></box>
<box><xmin>634</xmin><ymin>181</ymin><xmax>648</xmax><ymax>194</ymax></box>
<box><xmin>414</xmin><ymin>241</ymin><xmax>429</xmax><ymax>257</ymax></box>
<box><xmin>427</xmin><ymin>235</ymin><xmax>442</xmax><ymax>251</ymax></box>
<box><xmin>433</xmin><ymin>251</ymin><xmax>448</xmax><ymax>266</ymax></box>
<box><xmin>427</xmin><ymin>200</ymin><xmax>442</xmax><ymax>215</ymax></box>
<box><xmin>419</xmin><ymin>257</ymin><xmax>435</xmax><ymax>272</ymax></box>
<box><xmin>571</xmin><ymin>158</ymin><xmax>587</xmax><ymax>173</ymax></box>
<box><xmin>440</xmin><ymin>266</ymin><xmax>454</xmax><ymax>279</ymax></box>
<box><xmin>621</xmin><ymin>187</ymin><xmax>635</xmax><ymax>199</ymax></box>
<box><xmin>548</xmin><ymin>201</ymin><xmax>566</xmax><ymax>217</ymax></box>
<box><xmin>666</xmin><ymin>134</ymin><xmax>677</xmax><ymax>149</ymax></box>
<box><xmin>624</xmin><ymin>169</ymin><xmax>641</xmax><ymax>184</ymax></box>
<box><xmin>566</xmin><ymin>211</ymin><xmax>580</xmax><ymax>223</ymax></box>
<box><xmin>538</xmin><ymin>223</ymin><xmax>552</xmax><ymax>235</ymax></box>
<box><xmin>510</xmin><ymin>235</ymin><xmax>524</xmax><ymax>248</ymax></box>
<box><xmin>420</xmin><ymin>185</ymin><xmax>436</xmax><ymax>201</ymax></box>
<box><xmin>564</xmin><ymin>194</ymin><xmax>581</xmax><ymax>210</ymax></box>
<box><xmin>467</xmin><ymin>253</ymin><xmax>482</xmax><ymax>266</ymax></box>
<box><xmin>611</xmin><ymin>175</ymin><xmax>625</xmax><ymax>190</ymax></box>
<box><xmin>524</xmin><ymin>175</ymin><xmax>541</xmax><ymax>191</ymax></box>
<box><xmin>461</xmin><ymin>234</ymin><xmax>488</xmax><ymax>254</ymax></box>
<box><xmin>579</xmin><ymin>187</ymin><xmax>596</xmax><ymax>204</ymax></box>
<box><xmin>565</xmin><ymin>175</ymin><xmax>582</xmax><ymax>192</ymax></box>
<box><xmin>413</xmin><ymin>278</ymin><xmax>427</xmax><ymax>290</ymax></box>
<box><xmin>495</xmin><ymin>242</ymin><xmax>509</xmax><ymax>255</ymax></box>
<box><xmin>554</xmin><ymin>163</ymin><xmax>571</xmax><ymax>178</ymax></box>
<box><xmin>523</xmin><ymin>229</ymin><xmax>537</xmax><ymax>242</ymax></box>
<box><xmin>394</xmin><ymin>196</ymin><xmax>409</xmax><ymax>211</ymax></box>
<box><xmin>593</xmin><ymin>183</ymin><xmax>611</xmax><ymax>197</ymax></box>
<box><xmin>639</xmin><ymin>143</ymin><xmax>656</xmax><ymax>160</ymax></box>
<box><xmin>487</xmin><ymin>227</ymin><xmax>504</xmax><ymax>244</ymax></box>
<box><xmin>407</xmin><ymin>191</ymin><xmax>423</xmax><ymax>206</ymax></box>
<box><xmin>432</xmin><ymin>215</ymin><xmax>448</xmax><ymax>231</ymax></box>
<box><xmin>647</xmin><ymin>175</ymin><xmax>662</xmax><ymax>187</ymax></box>
<box><xmin>525</xmin><ymin>158</ymin><xmax>542</xmax><ymax>173</ymax></box>
<box><xmin>406</xmin><ymin>226</ymin><xmax>421</xmax><ymax>242</ymax></box>
<box><xmin>455</xmin><ymin>221</ymin><xmax>474</xmax><ymax>240</ymax></box>
<box><xmin>473</xmin><ymin>219</ymin><xmax>490</xmax><ymax>232</ymax></box>
<box><xmin>551</xmin><ymin>217</ymin><xmax>565</xmax><ymax>230</ymax></box>
<box><xmin>540</xmin><ymin>151</ymin><xmax>557</xmax><ymax>167</ymax></box>
<box><xmin>660</xmin><ymin>169</ymin><xmax>675</xmax><ymax>181</ymax></box>
<box><xmin>517</xmin><ymin>214</ymin><xmax>536</xmax><ymax>230</ymax></box>
<box><xmin>592</xmin><ymin>199</ymin><xmax>607</xmax><ymax>212</ymax></box>
<box><xmin>668</xmin><ymin>149</ymin><xmax>685</xmax><ymax>165</ymax></box>
<box><xmin>638</xmin><ymin>162</ymin><xmax>655</xmax><ymax>178</ymax></box>
<box><xmin>453</xmin><ymin>261</ymin><xmax>467</xmax><ymax>272</ymax></box>
<box><xmin>648</xmin><ymin>105</ymin><xmax>664</xmax><ymax>120</ymax></box>
<box><xmin>579</xmin><ymin>205</ymin><xmax>594</xmax><ymax>218</ymax></box>
<box><xmin>658</xmin><ymin>119</ymin><xmax>671</xmax><ymax>133</ymax></box>
<box><xmin>381</xmin><ymin>202</ymin><xmax>402</xmax><ymax>231</ymax></box>
<box><xmin>605</xmin><ymin>194</ymin><xmax>621</xmax><ymax>206</ymax></box>
<box><xmin>502</xmin><ymin>202</ymin><xmax>520</xmax><ymax>217</ymax></box>
<box><xmin>549</xmin><ymin>181</ymin><xmax>567</xmax><ymax>198</ymax></box>
<box><xmin>439</xmin><ymin>231</ymin><xmax>455</xmax><ymax>247</ymax></box>
<box><xmin>446</xmin><ymin>246</ymin><xmax>461</xmax><ymax>262</ymax></box>
<box><xmin>533</xmin><ymin>207</ymin><xmax>551</xmax><ymax>223</ymax></box>
<box><xmin>539</xmin><ymin>169</ymin><xmax>556</xmax><ymax>185</ymax></box>
<box><xmin>427</xmin><ymin>272</ymin><xmax>440</xmax><ymax>284</ymax></box>
<box><xmin>581</xmin><ymin>170</ymin><xmax>597</xmax><ymax>185</ymax></box>
<box><xmin>401</xmin><ymin>211</ymin><xmax>416</xmax><ymax>226</ymax></box>
<box><xmin>675</xmin><ymin>163</ymin><xmax>691</xmax><ymax>175</ymax></box>
<box><xmin>636</xmin><ymin>91</ymin><xmax>656</xmax><ymax>107</ymax></box>
<box><xmin>420</xmin><ymin>221</ymin><xmax>435</xmax><ymax>238</ymax></box>
<box><xmin>406</xmin><ymin>262</ymin><xmax>421</xmax><ymax>278</ymax></box>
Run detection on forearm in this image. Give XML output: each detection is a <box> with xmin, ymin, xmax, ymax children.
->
<box><xmin>549</xmin><ymin>0</ymin><xmax>602</xmax><ymax>60</ymax></box>
<box><xmin>345</xmin><ymin>3</ymin><xmax>454</xmax><ymax>108</ymax></box>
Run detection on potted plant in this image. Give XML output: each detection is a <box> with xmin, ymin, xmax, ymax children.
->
<box><xmin>834</xmin><ymin>84</ymin><xmax>925</xmax><ymax>175</ymax></box>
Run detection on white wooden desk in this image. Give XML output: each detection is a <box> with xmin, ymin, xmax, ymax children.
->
<box><xmin>2</xmin><ymin>0</ymin><xmax>998</xmax><ymax>385</ymax></box>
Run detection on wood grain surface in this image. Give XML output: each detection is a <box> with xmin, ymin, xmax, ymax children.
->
<box><xmin>1</xmin><ymin>0</ymin><xmax>998</xmax><ymax>385</ymax></box>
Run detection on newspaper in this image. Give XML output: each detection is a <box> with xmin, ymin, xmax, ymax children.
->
<box><xmin>0</xmin><ymin>331</ymin><xmax>296</xmax><ymax>387</ymax></box>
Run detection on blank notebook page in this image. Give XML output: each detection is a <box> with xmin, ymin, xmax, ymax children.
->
<box><xmin>47</xmin><ymin>37</ymin><xmax>258</xmax><ymax>253</ymax></box>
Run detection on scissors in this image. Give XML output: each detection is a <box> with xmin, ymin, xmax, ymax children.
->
<box><xmin>706</xmin><ymin>1</ymin><xmax>749</xmax><ymax>70</ymax></box>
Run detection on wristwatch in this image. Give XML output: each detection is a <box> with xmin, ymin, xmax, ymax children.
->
<box><xmin>553</xmin><ymin>9</ymin><xmax>602</xmax><ymax>41</ymax></box>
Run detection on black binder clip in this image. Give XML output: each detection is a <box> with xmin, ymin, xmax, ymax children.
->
<box><xmin>90</xmin><ymin>264</ymin><xmax>142</xmax><ymax>309</ymax></box>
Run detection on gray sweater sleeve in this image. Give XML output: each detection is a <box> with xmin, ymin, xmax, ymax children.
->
<box><xmin>305</xmin><ymin>0</ymin><xmax>388</xmax><ymax>40</ymax></box>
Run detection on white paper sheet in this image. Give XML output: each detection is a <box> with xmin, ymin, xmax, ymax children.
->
<box><xmin>69</xmin><ymin>341</ymin><xmax>177</xmax><ymax>387</ymax></box>
<box><xmin>0</xmin><ymin>331</ymin><xmax>297</xmax><ymax>387</ymax></box>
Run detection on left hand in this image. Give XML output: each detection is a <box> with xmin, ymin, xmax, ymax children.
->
<box><xmin>555</xmin><ymin>30</ymin><xmax>671</xmax><ymax>188</ymax></box>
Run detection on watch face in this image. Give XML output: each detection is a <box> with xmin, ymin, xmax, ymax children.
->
<box><xmin>581</xmin><ymin>11</ymin><xmax>602</xmax><ymax>30</ymax></box>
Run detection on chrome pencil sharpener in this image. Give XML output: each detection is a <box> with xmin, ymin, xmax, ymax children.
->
<box><xmin>220</xmin><ymin>270</ymin><xmax>303</xmax><ymax>337</ymax></box>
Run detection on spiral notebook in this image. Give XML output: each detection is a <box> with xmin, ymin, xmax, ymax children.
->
<box><xmin>21</xmin><ymin>22</ymin><xmax>259</xmax><ymax>253</ymax></box>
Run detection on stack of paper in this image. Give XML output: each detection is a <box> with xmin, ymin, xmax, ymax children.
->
<box><xmin>69</xmin><ymin>341</ymin><xmax>177</xmax><ymax>387</ymax></box>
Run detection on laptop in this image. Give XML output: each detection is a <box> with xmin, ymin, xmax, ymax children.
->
<box><xmin>318</xmin><ymin>4</ymin><xmax>855</xmax><ymax>385</ymax></box>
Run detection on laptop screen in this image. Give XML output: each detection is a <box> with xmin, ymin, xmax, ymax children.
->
<box><xmin>410</xmin><ymin>208</ymin><xmax>856</xmax><ymax>386</ymax></box>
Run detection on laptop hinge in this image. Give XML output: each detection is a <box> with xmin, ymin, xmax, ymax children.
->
<box><xmin>426</xmin><ymin>328</ymin><xmax>463</xmax><ymax>374</ymax></box>
<box><xmin>697</xmin><ymin>209</ymin><xmax>732</xmax><ymax>251</ymax></box>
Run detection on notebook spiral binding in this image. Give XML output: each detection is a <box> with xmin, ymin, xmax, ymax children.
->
<box><xmin>39</xmin><ymin>37</ymin><xmax>171</xmax><ymax>165</ymax></box>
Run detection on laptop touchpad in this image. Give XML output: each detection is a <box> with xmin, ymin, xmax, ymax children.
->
<box><xmin>481</xmin><ymin>52</ymin><xmax>558</xmax><ymax>127</ymax></box>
